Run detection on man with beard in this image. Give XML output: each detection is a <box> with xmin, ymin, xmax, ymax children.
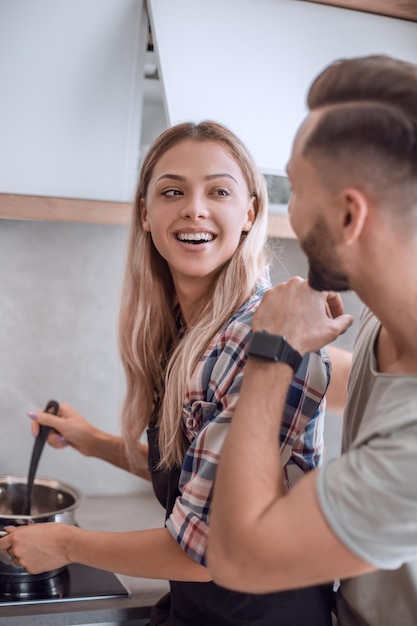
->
<box><xmin>207</xmin><ymin>54</ymin><xmax>417</xmax><ymax>626</ymax></box>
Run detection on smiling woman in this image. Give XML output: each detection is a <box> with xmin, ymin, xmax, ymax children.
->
<box><xmin>140</xmin><ymin>139</ymin><xmax>255</xmax><ymax>307</ymax></box>
<box><xmin>121</xmin><ymin>122</ymin><xmax>270</xmax><ymax>473</ymax></box>
<box><xmin>0</xmin><ymin>121</ymin><xmax>333</xmax><ymax>626</ymax></box>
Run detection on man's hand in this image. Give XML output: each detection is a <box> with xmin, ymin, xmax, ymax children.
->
<box><xmin>253</xmin><ymin>277</ymin><xmax>353</xmax><ymax>354</ymax></box>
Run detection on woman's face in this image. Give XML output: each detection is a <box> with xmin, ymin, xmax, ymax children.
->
<box><xmin>141</xmin><ymin>139</ymin><xmax>255</xmax><ymax>294</ymax></box>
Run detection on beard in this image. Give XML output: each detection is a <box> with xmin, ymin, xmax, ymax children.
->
<box><xmin>301</xmin><ymin>216</ymin><xmax>350</xmax><ymax>292</ymax></box>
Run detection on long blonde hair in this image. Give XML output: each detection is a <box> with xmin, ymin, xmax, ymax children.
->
<box><xmin>119</xmin><ymin>121</ymin><xmax>269</xmax><ymax>470</ymax></box>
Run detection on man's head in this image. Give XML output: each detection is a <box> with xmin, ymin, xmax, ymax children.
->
<box><xmin>287</xmin><ymin>55</ymin><xmax>417</xmax><ymax>291</ymax></box>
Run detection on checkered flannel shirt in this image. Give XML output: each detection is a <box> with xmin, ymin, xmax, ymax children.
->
<box><xmin>165</xmin><ymin>283</ymin><xmax>331</xmax><ymax>565</ymax></box>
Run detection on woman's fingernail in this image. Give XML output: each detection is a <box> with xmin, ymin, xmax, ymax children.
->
<box><xmin>56</xmin><ymin>436</ymin><xmax>69</xmax><ymax>445</ymax></box>
<box><xmin>28</xmin><ymin>411</ymin><xmax>39</xmax><ymax>420</ymax></box>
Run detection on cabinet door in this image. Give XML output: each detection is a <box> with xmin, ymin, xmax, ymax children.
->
<box><xmin>0</xmin><ymin>0</ymin><xmax>147</xmax><ymax>202</ymax></box>
<box><xmin>148</xmin><ymin>0</ymin><xmax>417</xmax><ymax>175</ymax></box>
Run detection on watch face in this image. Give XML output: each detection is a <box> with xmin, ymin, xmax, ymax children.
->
<box><xmin>248</xmin><ymin>331</ymin><xmax>283</xmax><ymax>361</ymax></box>
<box><xmin>247</xmin><ymin>331</ymin><xmax>303</xmax><ymax>372</ymax></box>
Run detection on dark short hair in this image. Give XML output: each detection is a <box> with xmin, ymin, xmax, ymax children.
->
<box><xmin>303</xmin><ymin>55</ymin><xmax>417</xmax><ymax>193</ymax></box>
<box><xmin>307</xmin><ymin>54</ymin><xmax>417</xmax><ymax>119</ymax></box>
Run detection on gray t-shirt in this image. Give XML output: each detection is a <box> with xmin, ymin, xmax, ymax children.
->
<box><xmin>317</xmin><ymin>307</ymin><xmax>417</xmax><ymax>625</ymax></box>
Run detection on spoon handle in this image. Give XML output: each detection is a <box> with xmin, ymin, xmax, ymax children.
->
<box><xmin>24</xmin><ymin>400</ymin><xmax>60</xmax><ymax>516</ymax></box>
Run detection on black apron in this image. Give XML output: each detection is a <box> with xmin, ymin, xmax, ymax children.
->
<box><xmin>147</xmin><ymin>426</ymin><xmax>333</xmax><ymax>626</ymax></box>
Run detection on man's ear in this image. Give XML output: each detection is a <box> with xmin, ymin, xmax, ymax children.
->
<box><xmin>339</xmin><ymin>188</ymin><xmax>368</xmax><ymax>245</ymax></box>
<box><xmin>242</xmin><ymin>198</ymin><xmax>256</xmax><ymax>233</ymax></box>
<box><xmin>140</xmin><ymin>199</ymin><xmax>151</xmax><ymax>232</ymax></box>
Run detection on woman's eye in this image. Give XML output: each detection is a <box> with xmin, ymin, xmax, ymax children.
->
<box><xmin>162</xmin><ymin>189</ymin><xmax>183</xmax><ymax>197</ymax></box>
<box><xmin>212</xmin><ymin>188</ymin><xmax>231</xmax><ymax>197</ymax></box>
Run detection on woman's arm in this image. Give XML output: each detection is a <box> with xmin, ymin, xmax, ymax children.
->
<box><xmin>0</xmin><ymin>523</ymin><xmax>211</xmax><ymax>581</ymax></box>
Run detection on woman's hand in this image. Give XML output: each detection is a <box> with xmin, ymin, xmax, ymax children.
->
<box><xmin>0</xmin><ymin>523</ymin><xmax>75</xmax><ymax>575</ymax></box>
<box><xmin>29</xmin><ymin>403</ymin><xmax>101</xmax><ymax>457</ymax></box>
<box><xmin>29</xmin><ymin>403</ymin><xmax>148</xmax><ymax>475</ymax></box>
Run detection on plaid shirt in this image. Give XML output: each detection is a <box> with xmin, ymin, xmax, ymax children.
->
<box><xmin>166</xmin><ymin>283</ymin><xmax>331</xmax><ymax>566</ymax></box>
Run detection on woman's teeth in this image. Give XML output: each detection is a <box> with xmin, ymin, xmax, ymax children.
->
<box><xmin>176</xmin><ymin>232</ymin><xmax>214</xmax><ymax>243</ymax></box>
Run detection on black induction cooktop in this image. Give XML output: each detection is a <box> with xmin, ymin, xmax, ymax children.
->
<box><xmin>0</xmin><ymin>562</ymin><xmax>130</xmax><ymax>606</ymax></box>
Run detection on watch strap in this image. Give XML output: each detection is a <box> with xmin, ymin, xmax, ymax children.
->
<box><xmin>247</xmin><ymin>331</ymin><xmax>303</xmax><ymax>372</ymax></box>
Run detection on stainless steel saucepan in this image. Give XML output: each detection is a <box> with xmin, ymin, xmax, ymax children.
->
<box><xmin>0</xmin><ymin>475</ymin><xmax>82</xmax><ymax>580</ymax></box>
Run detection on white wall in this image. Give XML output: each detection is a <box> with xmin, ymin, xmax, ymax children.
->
<box><xmin>0</xmin><ymin>219</ymin><xmax>148</xmax><ymax>496</ymax></box>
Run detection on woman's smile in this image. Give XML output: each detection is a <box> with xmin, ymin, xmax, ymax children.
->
<box><xmin>174</xmin><ymin>231</ymin><xmax>216</xmax><ymax>245</ymax></box>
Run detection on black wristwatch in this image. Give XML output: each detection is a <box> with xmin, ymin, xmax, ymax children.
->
<box><xmin>247</xmin><ymin>331</ymin><xmax>303</xmax><ymax>372</ymax></box>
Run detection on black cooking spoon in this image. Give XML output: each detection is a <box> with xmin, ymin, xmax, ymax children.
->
<box><xmin>24</xmin><ymin>400</ymin><xmax>60</xmax><ymax>516</ymax></box>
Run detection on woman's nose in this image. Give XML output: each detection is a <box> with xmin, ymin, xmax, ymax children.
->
<box><xmin>180</xmin><ymin>194</ymin><xmax>209</xmax><ymax>219</ymax></box>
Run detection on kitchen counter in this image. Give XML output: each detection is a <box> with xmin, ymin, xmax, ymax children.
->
<box><xmin>0</xmin><ymin>490</ymin><xmax>170</xmax><ymax>625</ymax></box>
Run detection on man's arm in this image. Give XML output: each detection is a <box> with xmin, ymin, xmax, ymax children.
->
<box><xmin>207</xmin><ymin>278</ymin><xmax>373</xmax><ymax>592</ymax></box>
<box><xmin>207</xmin><ymin>359</ymin><xmax>373</xmax><ymax>592</ymax></box>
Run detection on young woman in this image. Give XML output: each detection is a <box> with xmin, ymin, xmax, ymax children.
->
<box><xmin>1</xmin><ymin>121</ymin><xmax>333</xmax><ymax>625</ymax></box>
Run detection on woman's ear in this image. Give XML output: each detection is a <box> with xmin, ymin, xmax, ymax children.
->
<box><xmin>140</xmin><ymin>199</ymin><xmax>151</xmax><ymax>232</ymax></box>
<box><xmin>242</xmin><ymin>198</ymin><xmax>256</xmax><ymax>233</ymax></box>
<box><xmin>339</xmin><ymin>187</ymin><xmax>368</xmax><ymax>245</ymax></box>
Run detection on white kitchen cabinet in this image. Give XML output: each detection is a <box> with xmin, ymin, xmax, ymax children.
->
<box><xmin>0</xmin><ymin>0</ymin><xmax>148</xmax><ymax>202</ymax></box>
<box><xmin>1</xmin><ymin>0</ymin><xmax>416</xmax><ymax>235</ymax></box>
<box><xmin>148</xmin><ymin>0</ymin><xmax>417</xmax><ymax>175</ymax></box>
